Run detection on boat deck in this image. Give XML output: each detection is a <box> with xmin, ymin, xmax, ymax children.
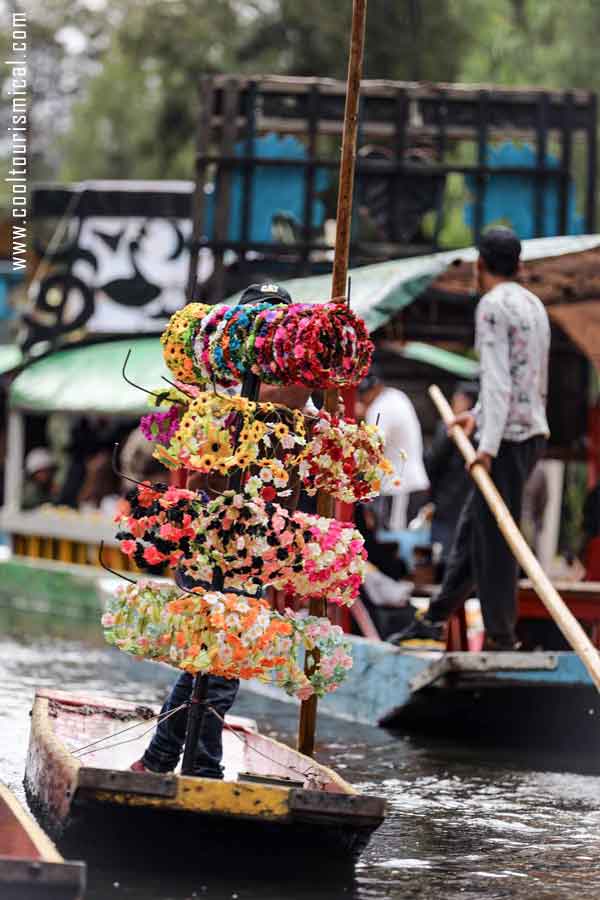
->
<box><xmin>46</xmin><ymin>690</ymin><xmax>254</xmax><ymax>782</ymax></box>
<box><xmin>41</xmin><ymin>689</ymin><xmax>335</xmax><ymax>790</ymax></box>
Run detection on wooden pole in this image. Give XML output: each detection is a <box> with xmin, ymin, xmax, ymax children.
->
<box><xmin>330</xmin><ymin>0</ymin><xmax>368</xmax><ymax>301</ymax></box>
<box><xmin>297</xmin><ymin>0</ymin><xmax>368</xmax><ymax>757</ymax></box>
<box><xmin>429</xmin><ymin>384</ymin><xmax>600</xmax><ymax>692</ymax></box>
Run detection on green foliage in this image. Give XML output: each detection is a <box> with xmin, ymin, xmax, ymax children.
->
<box><xmin>10</xmin><ymin>0</ymin><xmax>600</xmax><ymax>186</ymax></box>
<box><xmin>240</xmin><ymin>0</ymin><xmax>469</xmax><ymax>81</ymax></box>
<box><xmin>59</xmin><ymin>46</ymin><xmax>161</xmax><ymax>180</ymax></box>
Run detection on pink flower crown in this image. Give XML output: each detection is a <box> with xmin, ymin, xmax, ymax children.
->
<box><xmin>183</xmin><ymin>490</ymin><xmax>367</xmax><ymax>608</ymax></box>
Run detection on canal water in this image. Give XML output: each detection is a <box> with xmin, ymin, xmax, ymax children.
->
<box><xmin>2</xmin><ymin>600</ymin><xmax>600</xmax><ymax>899</ymax></box>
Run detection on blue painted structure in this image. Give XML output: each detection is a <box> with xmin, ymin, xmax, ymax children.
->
<box><xmin>375</xmin><ymin>527</ymin><xmax>431</xmax><ymax>571</ymax></box>
<box><xmin>464</xmin><ymin>142</ymin><xmax>584</xmax><ymax>239</ymax></box>
<box><xmin>0</xmin><ymin>264</ymin><xmax>23</xmax><ymax>321</ymax></box>
<box><xmin>204</xmin><ymin>134</ymin><xmax>329</xmax><ymax>242</ymax></box>
<box><xmin>240</xmin><ymin>637</ymin><xmax>600</xmax><ymax>732</ymax></box>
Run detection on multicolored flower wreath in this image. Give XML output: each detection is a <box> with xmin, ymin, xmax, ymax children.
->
<box><xmin>216</xmin><ymin>302</ymin><xmax>277</xmax><ymax>382</ymax></box>
<box><xmin>184</xmin><ymin>490</ymin><xmax>367</xmax><ymax>607</ymax></box>
<box><xmin>270</xmin><ymin>509</ymin><xmax>367</xmax><ymax>607</ymax></box>
<box><xmin>101</xmin><ymin>581</ymin><xmax>289</xmax><ymax>680</ymax></box>
<box><xmin>151</xmin><ymin>391</ymin><xmax>305</xmax><ymax>485</ymax></box>
<box><xmin>192</xmin><ymin>304</ymin><xmax>239</xmax><ymax>388</ymax></box>
<box><xmin>286</xmin><ymin>302</ymin><xmax>373</xmax><ymax>388</ymax></box>
<box><xmin>298</xmin><ymin>410</ymin><xmax>401</xmax><ymax>502</ymax></box>
<box><xmin>161</xmin><ymin>302</ymin><xmax>211</xmax><ymax>383</ymax></box>
<box><xmin>101</xmin><ymin>580</ymin><xmax>353</xmax><ymax>698</ymax></box>
<box><xmin>140</xmin><ymin>405</ymin><xmax>182</xmax><ymax>447</ymax></box>
<box><xmin>274</xmin><ymin>612</ymin><xmax>354</xmax><ymax>700</ymax></box>
<box><xmin>160</xmin><ymin>300</ymin><xmax>373</xmax><ymax>389</ymax></box>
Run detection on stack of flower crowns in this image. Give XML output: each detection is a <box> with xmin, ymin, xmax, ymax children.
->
<box><xmin>105</xmin><ymin>291</ymin><xmax>399</xmax><ymax>700</ymax></box>
<box><xmin>161</xmin><ymin>300</ymin><xmax>373</xmax><ymax>388</ymax></box>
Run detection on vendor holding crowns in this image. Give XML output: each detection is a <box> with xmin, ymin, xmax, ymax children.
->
<box><xmin>356</xmin><ymin>365</ymin><xmax>429</xmax><ymax>531</ymax></box>
<box><xmin>394</xmin><ymin>228</ymin><xmax>550</xmax><ymax>651</ymax></box>
<box><xmin>131</xmin><ymin>283</ymin><xmax>310</xmax><ymax>780</ymax></box>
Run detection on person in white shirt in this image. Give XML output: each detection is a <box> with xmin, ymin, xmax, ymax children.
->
<box><xmin>393</xmin><ymin>227</ymin><xmax>550</xmax><ymax>651</ymax></box>
<box><xmin>357</xmin><ymin>369</ymin><xmax>429</xmax><ymax>530</ymax></box>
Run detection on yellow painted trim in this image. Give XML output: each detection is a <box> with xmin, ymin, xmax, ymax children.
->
<box><xmin>12</xmin><ymin>533</ymin><xmax>132</xmax><ymax>569</ymax></box>
<box><xmin>75</xmin><ymin>543</ymin><xmax>88</xmax><ymax>565</ymax></box>
<box><xmin>85</xmin><ymin>777</ymin><xmax>291</xmax><ymax>821</ymax></box>
<box><xmin>58</xmin><ymin>538</ymin><xmax>71</xmax><ymax>563</ymax></box>
<box><xmin>176</xmin><ymin>777</ymin><xmax>291</xmax><ymax>817</ymax></box>
<box><xmin>0</xmin><ymin>781</ymin><xmax>63</xmax><ymax>863</ymax></box>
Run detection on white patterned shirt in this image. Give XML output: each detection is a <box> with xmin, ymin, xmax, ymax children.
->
<box><xmin>475</xmin><ymin>281</ymin><xmax>550</xmax><ymax>457</ymax></box>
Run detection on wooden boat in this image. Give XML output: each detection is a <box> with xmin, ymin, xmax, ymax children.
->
<box><xmin>0</xmin><ymin>780</ymin><xmax>85</xmax><ymax>900</ymax></box>
<box><xmin>25</xmin><ymin>689</ymin><xmax>386</xmax><ymax>859</ymax></box>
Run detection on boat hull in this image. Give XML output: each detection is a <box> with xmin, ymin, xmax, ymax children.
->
<box><xmin>385</xmin><ymin>680</ymin><xmax>600</xmax><ymax>752</ymax></box>
<box><xmin>0</xmin><ymin>781</ymin><xmax>85</xmax><ymax>900</ymax></box>
<box><xmin>25</xmin><ymin>691</ymin><xmax>385</xmax><ymax>858</ymax></box>
<box><xmin>246</xmin><ymin>642</ymin><xmax>600</xmax><ymax>760</ymax></box>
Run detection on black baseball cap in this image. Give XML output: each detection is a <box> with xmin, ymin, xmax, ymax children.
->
<box><xmin>239</xmin><ymin>283</ymin><xmax>292</xmax><ymax>306</ymax></box>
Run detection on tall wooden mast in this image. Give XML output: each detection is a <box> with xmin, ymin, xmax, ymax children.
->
<box><xmin>297</xmin><ymin>0</ymin><xmax>368</xmax><ymax>757</ymax></box>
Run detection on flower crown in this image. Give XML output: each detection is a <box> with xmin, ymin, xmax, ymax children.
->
<box><xmin>150</xmin><ymin>391</ymin><xmax>305</xmax><ymax>486</ymax></box>
<box><xmin>140</xmin><ymin>393</ymin><xmax>401</xmax><ymax>505</ymax></box>
<box><xmin>184</xmin><ymin>490</ymin><xmax>367</xmax><ymax>607</ymax></box>
<box><xmin>115</xmin><ymin>483</ymin><xmax>204</xmax><ymax>572</ymax></box>
<box><xmin>298</xmin><ymin>410</ymin><xmax>401</xmax><ymax>503</ymax></box>
<box><xmin>160</xmin><ymin>302</ymin><xmax>211</xmax><ymax>384</ymax></box>
<box><xmin>114</xmin><ymin>484</ymin><xmax>366</xmax><ymax>607</ymax></box>
<box><xmin>102</xmin><ymin>580</ymin><xmax>352</xmax><ymax>698</ymax></box>
<box><xmin>162</xmin><ymin>300</ymin><xmax>373</xmax><ymax>390</ymax></box>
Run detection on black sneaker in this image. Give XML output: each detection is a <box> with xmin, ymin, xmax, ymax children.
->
<box><xmin>388</xmin><ymin>610</ymin><xmax>446</xmax><ymax>649</ymax></box>
<box><xmin>482</xmin><ymin>636</ymin><xmax>522</xmax><ymax>652</ymax></box>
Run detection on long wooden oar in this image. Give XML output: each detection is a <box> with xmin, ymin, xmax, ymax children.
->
<box><xmin>429</xmin><ymin>384</ymin><xmax>600</xmax><ymax>691</ymax></box>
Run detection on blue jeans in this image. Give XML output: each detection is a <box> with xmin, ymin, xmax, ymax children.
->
<box><xmin>142</xmin><ymin>673</ymin><xmax>240</xmax><ymax>778</ymax></box>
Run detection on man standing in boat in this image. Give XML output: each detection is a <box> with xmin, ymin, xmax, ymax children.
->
<box><xmin>394</xmin><ymin>227</ymin><xmax>550</xmax><ymax>651</ymax></box>
<box><xmin>131</xmin><ymin>283</ymin><xmax>310</xmax><ymax>779</ymax></box>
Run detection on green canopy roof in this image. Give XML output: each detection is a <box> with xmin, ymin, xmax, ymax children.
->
<box><xmin>12</xmin><ymin>233</ymin><xmax>600</xmax><ymax>414</ymax></box>
<box><xmin>0</xmin><ymin>345</ymin><xmax>23</xmax><ymax>376</ymax></box>
<box><xmin>400</xmin><ymin>342</ymin><xmax>478</xmax><ymax>378</ymax></box>
<box><xmin>10</xmin><ymin>338</ymin><xmax>170</xmax><ymax>414</ymax></box>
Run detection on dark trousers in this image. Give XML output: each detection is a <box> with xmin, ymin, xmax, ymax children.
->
<box><xmin>142</xmin><ymin>673</ymin><xmax>240</xmax><ymax>778</ymax></box>
<box><xmin>427</xmin><ymin>436</ymin><xmax>546</xmax><ymax>644</ymax></box>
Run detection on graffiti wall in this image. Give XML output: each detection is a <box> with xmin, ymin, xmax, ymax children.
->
<box><xmin>23</xmin><ymin>181</ymin><xmax>201</xmax><ymax>352</ymax></box>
